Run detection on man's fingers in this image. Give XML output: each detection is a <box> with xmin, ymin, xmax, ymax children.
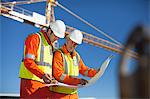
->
<box><xmin>42</xmin><ymin>74</ymin><xmax>58</xmax><ymax>84</ymax></box>
<box><xmin>44</xmin><ymin>79</ymin><xmax>51</xmax><ymax>84</ymax></box>
<box><xmin>45</xmin><ymin>74</ymin><xmax>52</xmax><ymax>80</ymax></box>
<box><xmin>47</xmin><ymin>74</ymin><xmax>52</xmax><ymax>78</ymax></box>
<box><xmin>42</xmin><ymin>74</ymin><xmax>51</xmax><ymax>84</ymax></box>
<box><xmin>51</xmin><ymin>79</ymin><xmax>58</xmax><ymax>84</ymax></box>
<box><xmin>80</xmin><ymin>79</ymin><xmax>88</xmax><ymax>85</ymax></box>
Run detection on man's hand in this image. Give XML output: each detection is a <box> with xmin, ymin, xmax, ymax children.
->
<box><xmin>51</xmin><ymin>78</ymin><xmax>58</xmax><ymax>84</ymax></box>
<box><xmin>79</xmin><ymin>78</ymin><xmax>88</xmax><ymax>85</ymax></box>
<box><xmin>42</xmin><ymin>73</ymin><xmax>58</xmax><ymax>84</ymax></box>
<box><xmin>42</xmin><ymin>73</ymin><xmax>52</xmax><ymax>84</ymax></box>
<box><xmin>97</xmin><ymin>68</ymin><xmax>101</xmax><ymax>73</ymax></box>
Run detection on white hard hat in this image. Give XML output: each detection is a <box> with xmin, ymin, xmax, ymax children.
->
<box><xmin>49</xmin><ymin>20</ymin><xmax>66</xmax><ymax>38</ymax></box>
<box><xmin>69</xmin><ymin>30</ymin><xmax>83</xmax><ymax>44</ymax></box>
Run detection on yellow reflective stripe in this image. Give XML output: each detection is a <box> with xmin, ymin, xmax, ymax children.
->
<box><xmin>25</xmin><ymin>53</ymin><xmax>35</xmax><ymax>60</ymax></box>
<box><xmin>50</xmin><ymin>86</ymin><xmax>78</xmax><ymax>94</ymax></box>
<box><xmin>60</xmin><ymin>73</ymin><xmax>67</xmax><ymax>81</ymax></box>
<box><xmin>70</xmin><ymin>75</ymin><xmax>78</xmax><ymax>78</ymax></box>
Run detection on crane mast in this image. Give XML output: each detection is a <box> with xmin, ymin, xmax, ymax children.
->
<box><xmin>45</xmin><ymin>0</ymin><xmax>55</xmax><ymax>23</ymax></box>
<box><xmin>0</xmin><ymin>0</ymin><xmax>138</xmax><ymax>59</ymax></box>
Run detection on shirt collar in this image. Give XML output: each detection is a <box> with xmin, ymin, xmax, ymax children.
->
<box><xmin>62</xmin><ymin>44</ymin><xmax>77</xmax><ymax>57</ymax></box>
<box><xmin>40</xmin><ymin>29</ymin><xmax>52</xmax><ymax>46</ymax></box>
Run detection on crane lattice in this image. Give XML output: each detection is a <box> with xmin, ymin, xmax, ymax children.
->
<box><xmin>0</xmin><ymin>0</ymin><xmax>138</xmax><ymax>59</ymax></box>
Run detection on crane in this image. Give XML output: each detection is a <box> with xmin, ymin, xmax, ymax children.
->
<box><xmin>0</xmin><ymin>0</ymin><xmax>138</xmax><ymax>59</ymax></box>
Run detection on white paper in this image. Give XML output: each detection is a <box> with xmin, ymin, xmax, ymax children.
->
<box><xmin>80</xmin><ymin>55</ymin><xmax>113</xmax><ymax>87</ymax></box>
<box><xmin>45</xmin><ymin>82</ymin><xmax>78</xmax><ymax>88</ymax></box>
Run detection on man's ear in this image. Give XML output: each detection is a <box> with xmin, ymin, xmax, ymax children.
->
<box><xmin>47</xmin><ymin>29</ymin><xmax>52</xmax><ymax>36</ymax></box>
<box><xmin>47</xmin><ymin>28</ymin><xmax>50</xmax><ymax>33</ymax></box>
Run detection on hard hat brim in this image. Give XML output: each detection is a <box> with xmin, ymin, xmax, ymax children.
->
<box><xmin>53</xmin><ymin>30</ymin><xmax>65</xmax><ymax>38</ymax></box>
<box><xmin>50</xmin><ymin>23</ymin><xmax>65</xmax><ymax>38</ymax></box>
<box><xmin>70</xmin><ymin>37</ymin><xmax>82</xmax><ymax>44</ymax></box>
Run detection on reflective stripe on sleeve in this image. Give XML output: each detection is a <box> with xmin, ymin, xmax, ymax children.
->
<box><xmin>84</xmin><ymin>68</ymin><xmax>90</xmax><ymax>76</ymax></box>
<box><xmin>60</xmin><ymin>73</ymin><xmax>67</xmax><ymax>81</ymax></box>
<box><xmin>35</xmin><ymin>61</ymin><xmax>51</xmax><ymax>67</ymax></box>
<box><xmin>25</xmin><ymin>53</ymin><xmax>35</xmax><ymax>60</ymax></box>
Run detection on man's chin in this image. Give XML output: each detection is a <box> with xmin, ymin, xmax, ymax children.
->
<box><xmin>70</xmin><ymin>49</ymin><xmax>75</xmax><ymax>53</ymax></box>
<box><xmin>69</xmin><ymin>51</ymin><xmax>72</xmax><ymax>53</ymax></box>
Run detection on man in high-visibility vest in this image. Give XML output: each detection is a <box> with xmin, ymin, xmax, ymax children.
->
<box><xmin>19</xmin><ymin>20</ymin><xmax>66</xmax><ymax>98</ymax></box>
<box><xmin>51</xmin><ymin>30</ymin><xmax>98</xmax><ymax>99</ymax></box>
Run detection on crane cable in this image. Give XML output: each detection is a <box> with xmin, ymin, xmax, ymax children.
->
<box><xmin>1</xmin><ymin>0</ymin><xmax>46</xmax><ymax>5</ymax></box>
<box><xmin>56</xmin><ymin>1</ymin><xmax>124</xmax><ymax>47</ymax></box>
<box><xmin>1</xmin><ymin>0</ymin><xmax>123</xmax><ymax>47</ymax></box>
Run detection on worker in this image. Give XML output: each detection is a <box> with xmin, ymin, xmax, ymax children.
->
<box><xmin>19</xmin><ymin>20</ymin><xmax>66</xmax><ymax>98</ymax></box>
<box><xmin>51</xmin><ymin>29</ymin><xmax>98</xmax><ymax>99</ymax></box>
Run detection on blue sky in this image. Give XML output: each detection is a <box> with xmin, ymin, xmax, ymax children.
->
<box><xmin>0</xmin><ymin>0</ymin><xmax>149</xmax><ymax>98</ymax></box>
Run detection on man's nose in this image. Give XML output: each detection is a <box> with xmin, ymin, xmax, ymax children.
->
<box><xmin>73</xmin><ymin>43</ymin><xmax>77</xmax><ymax>47</ymax></box>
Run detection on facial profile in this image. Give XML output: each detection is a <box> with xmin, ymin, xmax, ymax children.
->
<box><xmin>47</xmin><ymin>29</ymin><xmax>59</xmax><ymax>43</ymax></box>
<box><xmin>66</xmin><ymin>37</ymin><xmax>78</xmax><ymax>53</ymax></box>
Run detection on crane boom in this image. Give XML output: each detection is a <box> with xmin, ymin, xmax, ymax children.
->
<box><xmin>1</xmin><ymin>0</ymin><xmax>46</xmax><ymax>5</ymax></box>
<box><xmin>0</xmin><ymin>3</ymin><xmax>138</xmax><ymax>59</ymax></box>
<box><xmin>66</xmin><ymin>26</ymin><xmax>138</xmax><ymax>59</ymax></box>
